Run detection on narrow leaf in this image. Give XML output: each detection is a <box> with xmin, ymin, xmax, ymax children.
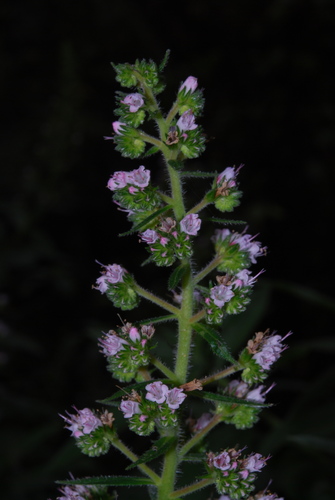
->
<box><xmin>119</xmin><ymin>205</ymin><xmax>172</xmax><ymax>237</ymax></box>
<box><xmin>159</xmin><ymin>49</ymin><xmax>171</xmax><ymax>71</ymax></box>
<box><xmin>57</xmin><ymin>476</ymin><xmax>154</xmax><ymax>487</ymax></box>
<box><xmin>168</xmin><ymin>160</ymin><xmax>184</xmax><ymax>170</ymax></box>
<box><xmin>143</xmin><ymin>146</ymin><xmax>160</xmax><ymax>157</ymax></box>
<box><xmin>126</xmin><ymin>436</ymin><xmax>177</xmax><ymax>469</ymax></box>
<box><xmin>192</xmin><ymin>323</ymin><xmax>236</xmax><ymax>364</ymax></box>
<box><xmin>191</xmin><ymin>390</ymin><xmax>271</xmax><ymax>407</ymax></box>
<box><xmin>140</xmin><ymin>314</ymin><xmax>177</xmax><ymax>325</ymax></box>
<box><xmin>168</xmin><ymin>264</ymin><xmax>188</xmax><ymax>290</ymax></box>
<box><xmin>207</xmin><ymin>217</ymin><xmax>247</xmax><ymax>225</ymax></box>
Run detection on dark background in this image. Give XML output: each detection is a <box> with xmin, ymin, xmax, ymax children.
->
<box><xmin>1</xmin><ymin>1</ymin><xmax>335</xmax><ymax>499</ymax></box>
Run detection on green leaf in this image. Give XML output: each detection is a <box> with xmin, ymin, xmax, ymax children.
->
<box><xmin>180</xmin><ymin>452</ymin><xmax>205</xmax><ymax>462</ymax></box>
<box><xmin>119</xmin><ymin>205</ymin><xmax>172</xmax><ymax>236</ymax></box>
<box><xmin>192</xmin><ymin>323</ymin><xmax>237</xmax><ymax>364</ymax></box>
<box><xmin>140</xmin><ymin>314</ymin><xmax>177</xmax><ymax>325</ymax></box>
<box><xmin>56</xmin><ymin>476</ymin><xmax>155</xmax><ymax>487</ymax></box>
<box><xmin>143</xmin><ymin>146</ymin><xmax>160</xmax><ymax>157</ymax></box>
<box><xmin>180</xmin><ymin>171</ymin><xmax>217</xmax><ymax>178</ymax></box>
<box><xmin>191</xmin><ymin>390</ymin><xmax>271</xmax><ymax>407</ymax></box>
<box><xmin>168</xmin><ymin>264</ymin><xmax>188</xmax><ymax>290</ymax></box>
<box><xmin>207</xmin><ymin>217</ymin><xmax>247</xmax><ymax>225</ymax></box>
<box><xmin>126</xmin><ymin>436</ymin><xmax>177</xmax><ymax>469</ymax></box>
<box><xmin>167</xmin><ymin>160</ymin><xmax>184</xmax><ymax>170</ymax></box>
<box><xmin>159</xmin><ymin>49</ymin><xmax>171</xmax><ymax>72</ymax></box>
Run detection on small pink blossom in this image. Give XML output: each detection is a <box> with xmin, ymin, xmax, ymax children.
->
<box><xmin>130</xmin><ymin>165</ymin><xmax>150</xmax><ymax>187</ymax></box>
<box><xmin>179</xmin><ymin>76</ymin><xmax>198</xmax><ymax>93</ymax></box>
<box><xmin>176</xmin><ymin>109</ymin><xmax>197</xmax><ymax>131</ymax></box>
<box><xmin>129</xmin><ymin>326</ymin><xmax>141</xmax><ymax>342</ymax></box>
<box><xmin>246</xmin><ymin>383</ymin><xmax>274</xmax><ymax>403</ymax></box>
<box><xmin>60</xmin><ymin>407</ymin><xmax>102</xmax><ymax>438</ymax></box>
<box><xmin>140</xmin><ymin>229</ymin><xmax>159</xmax><ymax>244</ymax></box>
<box><xmin>107</xmin><ymin>171</ymin><xmax>130</xmax><ymax>190</ymax></box>
<box><xmin>213</xmin><ymin>451</ymin><xmax>231</xmax><ymax>471</ymax></box>
<box><xmin>95</xmin><ymin>264</ymin><xmax>124</xmax><ymax>294</ymax></box>
<box><xmin>99</xmin><ymin>331</ymin><xmax>128</xmax><ymax>356</ymax></box>
<box><xmin>253</xmin><ymin>332</ymin><xmax>291</xmax><ymax>370</ymax></box>
<box><xmin>210</xmin><ymin>284</ymin><xmax>234</xmax><ymax>308</ymax></box>
<box><xmin>120</xmin><ymin>400</ymin><xmax>141</xmax><ymax>418</ymax></box>
<box><xmin>192</xmin><ymin>412</ymin><xmax>212</xmax><ymax>432</ymax></box>
<box><xmin>121</xmin><ymin>93</ymin><xmax>144</xmax><ymax>112</ymax></box>
<box><xmin>227</xmin><ymin>379</ymin><xmax>249</xmax><ymax>398</ymax></box>
<box><xmin>243</xmin><ymin>452</ymin><xmax>267</xmax><ymax>472</ymax></box>
<box><xmin>145</xmin><ymin>381</ymin><xmax>169</xmax><ymax>404</ymax></box>
<box><xmin>57</xmin><ymin>484</ymin><xmax>90</xmax><ymax>500</ymax></box>
<box><xmin>112</xmin><ymin>121</ymin><xmax>126</xmax><ymax>135</ymax></box>
<box><xmin>217</xmin><ymin>166</ymin><xmax>237</xmax><ymax>186</ymax></box>
<box><xmin>180</xmin><ymin>213</ymin><xmax>201</xmax><ymax>235</ymax></box>
<box><xmin>165</xmin><ymin>387</ymin><xmax>186</xmax><ymax>409</ymax></box>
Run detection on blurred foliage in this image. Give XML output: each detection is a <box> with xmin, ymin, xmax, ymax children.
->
<box><xmin>1</xmin><ymin>0</ymin><xmax>335</xmax><ymax>499</ymax></box>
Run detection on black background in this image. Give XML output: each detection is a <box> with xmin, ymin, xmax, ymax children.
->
<box><xmin>1</xmin><ymin>1</ymin><xmax>335</xmax><ymax>499</ymax></box>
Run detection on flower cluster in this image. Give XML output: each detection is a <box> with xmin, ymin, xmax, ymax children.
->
<box><xmin>99</xmin><ymin>323</ymin><xmax>154</xmax><ymax>382</ymax></box>
<box><xmin>216</xmin><ymin>379</ymin><xmax>274</xmax><ymax>429</ymax></box>
<box><xmin>60</xmin><ymin>408</ymin><xmax>115</xmax><ymax>457</ymax></box>
<box><xmin>213</xmin><ymin>229</ymin><xmax>266</xmax><ymax>274</ymax></box>
<box><xmin>239</xmin><ymin>330</ymin><xmax>292</xmax><ymax>383</ymax></box>
<box><xmin>204</xmin><ymin>269</ymin><xmax>263</xmax><ymax>324</ymax></box>
<box><xmin>95</xmin><ymin>263</ymin><xmax>140</xmax><ymax>310</ymax></box>
<box><xmin>140</xmin><ymin>213</ymin><xmax>201</xmax><ymax>266</ymax></box>
<box><xmin>214</xmin><ymin>165</ymin><xmax>243</xmax><ymax>213</ymax></box>
<box><xmin>207</xmin><ymin>448</ymin><xmax>269</xmax><ymax>499</ymax></box>
<box><xmin>56</xmin><ymin>482</ymin><xmax>111</xmax><ymax>500</ymax></box>
<box><xmin>120</xmin><ymin>381</ymin><xmax>187</xmax><ymax>436</ymax></box>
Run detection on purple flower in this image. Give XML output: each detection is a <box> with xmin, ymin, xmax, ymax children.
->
<box><xmin>107</xmin><ymin>171</ymin><xmax>130</xmax><ymax>190</ymax></box>
<box><xmin>120</xmin><ymin>400</ymin><xmax>141</xmax><ymax>418</ymax></box>
<box><xmin>179</xmin><ymin>76</ymin><xmax>198</xmax><ymax>93</ymax></box>
<box><xmin>227</xmin><ymin>379</ymin><xmax>249</xmax><ymax>398</ymax></box>
<box><xmin>99</xmin><ymin>331</ymin><xmax>128</xmax><ymax>356</ymax></box>
<box><xmin>60</xmin><ymin>408</ymin><xmax>102</xmax><ymax>438</ymax></box>
<box><xmin>130</xmin><ymin>165</ymin><xmax>150</xmax><ymax>187</ymax></box>
<box><xmin>232</xmin><ymin>233</ymin><xmax>264</xmax><ymax>264</ymax></box>
<box><xmin>95</xmin><ymin>264</ymin><xmax>124</xmax><ymax>294</ymax></box>
<box><xmin>210</xmin><ymin>284</ymin><xmax>234</xmax><ymax>308</ymax></box>
<box><xmin>145</xmin><ymin>381</ymin><xmax>169</xmax><ymax>404</ymax></box>
<box><xmin>165</xmin><ymin>387</ymin><xmax>187</xmax><ymax>409</ymax></box>
<box><xmin>112</xmin><ymin>121</ymin><xmax>126</xmax><ymax>135</ymax></box>
<box><xmin>217</xmin><ymin>166</ymin><xmax>237</xmax><ymax>186</ymax></box>
<box><xmin>246</xmin><ymin>383</ymin><xmax>274</xmax><ymax>403</ymax></box>
<box><xmin>192</xmin><ymin>412</ymin><xmax>212</xmax><ymax>432</ymax></box>
<box><xmin>253</xmin><ymin>332</ymin><xmax>291</xmax><ymax>370</ymax></box>
<box><xmin>213</xmin><ymin>451</ymin><xmax>231</xmax><ymax>471</ymax></box>
<box><xmin>57</xmin><ymin>484</ymin><xmax>90</xmax><ymax>500</ymax></box>
<box><xmin>180</xmin><ymin>213</ymin><xmax>201</xmax><ymax>235</ymax></box>
<box><xmin>140</xmin><ymin>229</ymin><xmax>159</xmax><ymax>244</ymax></box>
<box><xmin>121</xmin><ymin>93</ymin><xmax>144</xmax><ymax>112</ymax></box>
<box><xmin>243</xmin><ymin>452</ymin><xmax>267</xmax><ymax>472</ymax></box>
<box><xmin>129</xmin><ymin>326</ymin><xmax>141</xmax><ymax>342</ymax></box>
<box><xmin>176</xmin><ymin>109</ymin><xmax>197</xmax><ymax>131</ymax></box>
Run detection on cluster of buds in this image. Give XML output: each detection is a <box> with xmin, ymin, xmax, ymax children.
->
<box><xmin>239</xmin><ymin>330</ymin><xmax>292</xmax><ymax>383</ymax></box>
<box><xmin>213</xmin><ymin>166</ymin><xmax>243</xmax><ymax>213</ymax></box>
<box><xmin>107</xmin><ymin>165</ymin><xmax>162</xmax><ymax>226</ymax></box>
<box><xmin>207</xmin><ymin>448</ymin><xmax>269</xmax><ymax>499</ymax></box>
<box><xmin>216</xmin><ymin>379</ymin><xmax>274</xmax><ymax>429</ymax></box>
<box><xmin>120</xmin><ymin>381</ymin><xmax>187</xmax><ymax>436</ymax></box>
<box><xmin>60</xmin><ymin>408</ymin><xmax>115</xmax><ymax>457</ymax></box>
<box><xmin>218</xmin><ymin>490</ymin><xmax>284</xmax><ymax>500</ymax></box>
<box><xmin>99</xmin><ymin>323</ymin><xmax>154</xmax><ymax>382</ymax></box>
<box><xmin>213</xmin><ymin>229</ymin><xmax>266</xmax><ymax>274</ymax></box>
<box><xmin>140</xmin><ymin>214</ymin><xmax>201</xmax><ymax>266</ymax></box>
<box><xmin>204</xmin><ymin>269</ymin><xmax>263</xmax><ymax>324</ymax></box>
<box><xmin>94</xmin><ymin>263</ymin><xmax>140</xmax><ymax>310</ymax></box>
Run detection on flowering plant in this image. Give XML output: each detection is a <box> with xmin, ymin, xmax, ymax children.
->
<box><xmin>52</xmin><ymin>51</ymin><xmax>289</xmax><ymax>500</ymax></box>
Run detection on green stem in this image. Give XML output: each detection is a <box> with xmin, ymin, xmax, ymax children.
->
<box><xmin>150</xmin><ymin>355</ymin><xmax>179</xmax><ymax>383</ymax></box>
<box><xmin>134</xmin><ymin>283</ymin><xmax>180</xmax><ymax>315</ymax></box>
<box><xmin>178</xmin><ymin>414</ymin><xmax>222</xmax><ymax>459</ymax></box>
<box><xmin>200</xmin><ymin>364</ymin><xmax>242</xmax><ymax>386</ymax></box>
<box><xmin>189</xmin><ymin>308</ymin><xmax>206</xmax><ymax>324</ymax></box>
<box><xmin>169</xmin><ymin>478</ymin><xmax>214</xmax><ymax>499</ymax></box>
<box><xmin>194</xmin><ymin>255</ymin><xmax>223</xmax><ymax>284</ymax></box>
<box><xmin>166</xmin><ymin>162</ymin><xmax>186</xmax><ymax>220</ymax></box>
<box><xmin>137</xmin><ymin>130</ymin><xmax>165</xmax><ymax>149</ymax></box>
<box><xmin>110</xmin><ymin>435</ymin><xmax>161</xmax><ymax>485</ymax></box>
<box><xmin>157</xmin><ymin>437</ymin><xmax>178</xmax><ymax>500</ymax></box>
<box><xmin>165</xmin><ymin>100</ymin><xmax>180</xmax><ymax>126</ymax></box>
<box><xmin>187</xmin><ymin>194</ymin><xmax>211</xmax><ymax>215</ymax></box>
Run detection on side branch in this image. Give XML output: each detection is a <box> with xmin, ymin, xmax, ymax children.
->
<box><xmin>134</xmin><ymin>283</ymin><xmax>180</xmax><ymax>315</ymax></box>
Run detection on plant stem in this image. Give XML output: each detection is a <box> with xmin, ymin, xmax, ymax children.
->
<box><xmin>150</xmin><ymin>355</ymin><xmax>179</xmax><ymax>383</ymax></box>
<box><xmin>194</xmin><ymin>255</ymin><xmax>223</xmax><ymax>284</ymax></box>
<box><xmin>157</xmin><ymin>433</ymin><xmax>178</xmax><ymax>500</ymax></box>
<box><xmin>178</xmin><ymin>414</ymin><xmax>222</xmax><ymax>458</ymax></box>
<box><xmin>169</xmin><ymin>478</ymin><xmax>214</xmax><ymax>498</ymax></box>
<box><xmin>200</xmin><ymin>364</ymin><xmax>242</xmax><ymax>386</ymax></box>
<box><xmin>134</xmin><ymin>283</ymin><xmax>180</xmax><ymax>315</ymax></box>
<box><xmin>110</xmin><ymin>435</ymin><xmax>161</xmax><ymax>485</ymax></box>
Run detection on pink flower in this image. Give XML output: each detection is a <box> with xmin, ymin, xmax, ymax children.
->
<box><xmin>165</xmin><ymin>387</ymin><xmax>186</xmax><ymax>409</ymax></box>
<box><xmin>192</xmin><ymin>413</ymin><xmax>212</xmax><ymax>432</ymax></box>
<box><xmin>107</xmin><ymin>171</ymin><xmax>130</xmax><ymax>190</ymax></box>
<box><xmin>179</xmin><ymin>76</ymin><xmax>198</xmax><ymax>93</ymax></box>
<box><xmin>213</xmin><ymin>451</ymin><xmax>231</xmax><ymax>471</ymax></box>
<box><xmin>112</xmin><ymin>121</ymin><xmax>126</xmax><ymax>135</ymax></box>
<box><xmin>176</xmin><ymin>109</ymin><xmax>197</xmax><ymax>131</ymax></box>
<box><xmin>210</xmin><ymin>284</ymin><xmax>234</xmax><ymax>308</ymax></box>
<box><xmin>130</xmin><ymin>165</ymin><xmax>150</xmax><ymax>187</ymax></box>
<box><xmin>145</xmin><ymin>381</ymin><xmax>169</xmax><ymax>404</ymax></box>
<box><xmin>180</xmin><ymin>213</ymin><xmax>201</xmax><ymax>235</ymax></box>
<box><xmin>140</xmin><ymin>229</ymin><xmax>159</xmax><ymax>244</ymax></box>
<box><xmin>228</xmin><ymin>380</ymin><xmax>249</xmax><ymax>398</ymax></box>
<box><xmin>57</xmin><ymin>484</ymin><xmax>90</xmax><ymax>500</ymax></box>
<box><xmin>217</xmin><ymin>166</ymin><xmax>237</xmax><ymax>186</ymax></box>
<box><xmin>60</xmin><ymin>408</ymin><xmax>102</xmax><ymax>438</ymax></box>
<box><xmin>246</xmin><ymin>383</ymin><xmax>274</xmax><ymax>403</ymax></box>
<box><xmin>253</xmin><ymin>332</ymin><xmax>291</xmax><ymax>370</ymax></box>
<box><xmin>120</xmin><ymin>400</ymin><xmax>141</xmax><ymax>418</ymax></box>
<box><xmin>99</xmin><ymin>331</ymin><xmax>128</xmax><ymax>356</ymax></box>
<box><xmin>243</xmin><ymin>452</ymin><xmax>267</xmax><ymax>472</ymax></box>
<box><xmin>129</xmin><ymin>326</ymin><xmax>140</xmax><ymax>342</ymax></box>
<box><xmin>105</xmin><ymin>264</ymin><xmax>124</xmax><ymax>283</ymax></box>
<box><xmin>121</xmin><ymin>93</ymin><xmax>144</xmax><ymax>112</ymax></box>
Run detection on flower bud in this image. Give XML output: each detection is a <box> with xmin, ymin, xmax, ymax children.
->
<box><xmin>179</xmin><ymin>76</ymin><xmax>198</xmax><ymax>94</ymax></box>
